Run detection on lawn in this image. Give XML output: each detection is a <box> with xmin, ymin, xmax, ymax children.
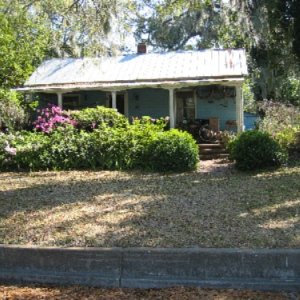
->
<box><xmin>0</xmin><ymin>161</ymin><xmax>299</xmax><ymax>248</ymax></box>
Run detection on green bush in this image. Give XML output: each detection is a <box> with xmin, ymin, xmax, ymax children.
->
<box><xmin>0</xmin><ymin>116</ymin><xmax>198</xmax><ymax>172</ymax></box>
<box><xmin>11</xmin><ymin>131</ymin><xmax>51</xmax><ymax>170</ymax></box>
<box><xmin>0</xmin><ymin>89</ymin><xmax>26</xmax><ymax>131</ymax></box>
<box><xmin>69</xmin><ymin>106</ymin><xmax>129</xmax><ymax>131</ymax></box>
<box><xmin>275</xmin><ymin>126</ymin><xmax>300</xmax><ymax>150</ymax></box>
<box><xmin>228</xmin><ymin>130</ymin><xmax>287</xmax><ymax>170</ymax></box>
<box><xmin>146</xmin><ymin>129</ymin><xmax>199</xmax><ymax>172</ymax></box>
<box><xmin>128</xmin><ymin>117</ymin><xmax>166</xmax><ymax>169</ymax></box>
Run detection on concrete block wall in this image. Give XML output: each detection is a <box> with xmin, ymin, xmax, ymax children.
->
<box><xmin>0</xmin><ymin>245</ymin><xmax>299</xmax><ymax>291</ymax></box>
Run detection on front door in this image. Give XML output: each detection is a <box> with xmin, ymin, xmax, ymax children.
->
<box><xmin>176</xmin><ymin>91</ymin><xmax>195</xmax><ymax>125</ymax></box>
<box><xmin>108</xmin><ymin>94</ymin><xmax>125</xmax><ymax>115</ymax></box>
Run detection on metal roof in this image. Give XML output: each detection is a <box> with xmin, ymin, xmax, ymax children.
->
<box><xmin>24</xmin><ymin>49</ymin><xmax>248</xmax><ymax>90</ymax></box>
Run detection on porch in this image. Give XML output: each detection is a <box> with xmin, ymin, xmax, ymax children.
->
<box><xmin>37</xmin><ymin>84</ymin><xmax>244</xmax><ymax>136</ymax></box>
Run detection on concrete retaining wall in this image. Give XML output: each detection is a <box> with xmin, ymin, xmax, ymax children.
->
<box><xmin>0</xmin><ymin>245</ymin><xmax>299</xmax><ymax>291</ymax></box>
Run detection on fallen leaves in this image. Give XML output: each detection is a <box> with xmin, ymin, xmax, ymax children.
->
<box><xmin>0</xmin><ymin>162</ymin><xmax>299</xmax><ymax>248</ymax></box>
<box><xmin>0</xmin><ymin>285</ymin><xmax>293</xmax><ymax>300</ymax></box>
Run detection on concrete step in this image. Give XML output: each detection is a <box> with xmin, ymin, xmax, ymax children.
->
<box><xmin>200</xmin><ymin>153</ymin><xmax>229</xmax><ymax>160</ymax></box>
<box><xmin>198</xmin><ymin>143</ymin><xmax>229</xmax><ymax>160</ymax></box>
<box><xmin>200</xmin><ymin>148</ymin><xmax>228</xmax><ymax>154</ymax></box>
<box><xmin>199</xmin><ymin>143</ymin><xmax>224</xmax><ymax>149</ymax></box>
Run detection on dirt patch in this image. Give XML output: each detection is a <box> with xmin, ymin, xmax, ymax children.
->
<box><xmin>199</xmin><ymin>159</ymin><xmax>235</xmax><ymax>174</ymax></box>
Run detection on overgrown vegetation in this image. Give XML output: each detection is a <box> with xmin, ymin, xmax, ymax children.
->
<box><xmin>0</xmin><ymin>106</ymin><xmax>198</xmax><ymax>172</ymax></box>
<box><xmin>257</xmin><ymin>101</ymin><xmax>300</xmax><ymax>156</ymax></box>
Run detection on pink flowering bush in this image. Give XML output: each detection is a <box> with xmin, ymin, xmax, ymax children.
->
<box><xmin>33</xmin><ymin>104</ymin><xmax>76</xmax><ymax>133</ymax></box>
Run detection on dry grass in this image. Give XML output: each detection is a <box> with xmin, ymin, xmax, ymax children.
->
<box><xmin>0</xmin><ymin>285</ymin><xmax>294</xmax><ymax>300</ymax></box>
<box><xmin>0</xmin><ymin>161</ymin><xmax>299</xmax><ymax>248</ymax></box>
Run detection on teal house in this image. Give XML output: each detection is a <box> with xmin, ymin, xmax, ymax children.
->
<box><xmin>18</xmin><ymin>45</ymin><xmax>248</xmax><ymax>132</ymax></box>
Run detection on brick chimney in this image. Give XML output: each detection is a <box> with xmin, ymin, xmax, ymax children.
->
<box><xmin>137</xmin><ymin>42</ymin><xmax>147</xmax><ymax>54</ymax></box>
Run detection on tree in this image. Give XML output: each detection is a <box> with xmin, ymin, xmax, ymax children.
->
<box><xmin>134</xmin><ymin>0</ymin><xmax>223</xmax><ymax>51</ymax></box>
<box><xmin>0</xmin><ymin>0</ymin><xmax>49</xmax><ymax>88</ymax></box>
<box><xmin>134</xmin><ymin>0</ymin><xmax>300</xmax><ymax>104</ymax></box>
<box><xmin>23</xmin><ymin>0</ymin><xmax>131</xmax><ymax>57</ymax></box>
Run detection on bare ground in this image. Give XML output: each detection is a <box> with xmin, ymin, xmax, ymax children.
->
<box><xmin>0</xmin><ymin>160</ymin><xmax>299</xmax><ymax>248</ymax></box>
<box><xmin>0</xmin><ymin>285</ymin><xmax>296</xmax><ymax>300</ymax></box>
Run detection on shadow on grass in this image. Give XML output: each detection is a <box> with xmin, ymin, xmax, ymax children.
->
<box><xmin>0</xmin><ymin>166</ymin><xmax>299</xmax><ymax>248</ymax></box>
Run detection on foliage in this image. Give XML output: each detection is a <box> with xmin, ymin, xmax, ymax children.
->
<box><xmin>228</xmin><ymin>130</ymin><xmax>287</xmax><ymax>170</ymax></box>
<box><xmin>275</xmin><ymin>127</ymin><xmax>300</xmax><ymax>151</ymax></box>
<box><xmin>0</xmin><ymin>0</ymin><xmax>132</xmax><ymax>58</ymax></box>
<box><xmin>219</xmin><ymin>131</ymin><xmax>236</xmax><ymax>150</ymax></box>
<box><xmin>146</xmin><ymin>129</ymin><xmax>199</xmax><ymax>172</ymax></box>
<box><xmin>258</xmin><ymin>101</ymin><xmax>300</xmax><ymax>136</ymax></box>
<box><xmin>242</xmin><ymin>79</ymin><xmax>256</xmax><ymax>113</ymax></box>
<box><xmin>0</xmin><ymin>132</ymin><xmax>16</xmax><ymax>169</ymax></box>
<box><xmin>134</xmin><ymin>0</ymin><xmax>300</xmax><ymax>104</ymax></box>
<box><xmin>11</xmin><ymin>131</ymin><xmax>51</xmax><ymax>171</ymax></box>
<box><xmin>127</xmin><ymin>117</ymin><xmax>167</xmax><ymax>169</ymax></box>
<box><xmin>0</xmin><ymin>1</ymin><xmax>49</xmax><ymax>88</ymax></box>
<box><xmin>281</xmin><ymin>75</ymin><xmax>300</xmax><ymax>106</ymax></box>
<box><xmin>134</xmin><ymin>0</ymin><xmax>221</xmax><ymax>50</ymax></box>
<box><xmin>0</xmin><ymin>89</ymin><xmax>26</xmax><ymax>131</ymax></box>
<box><xmin>69</xmin><ymin>106</ymin><xmax>129</xmax><ymax>131</ymax></box>
<box><xmin>0</xmin><ymin>117</ymin><xmax>198</xmax><ymax>172</ymax></box>
<box><xmin>33</xmin><ymin>104</ymin><xmax>76</xmax><ymax>133</ymax></box>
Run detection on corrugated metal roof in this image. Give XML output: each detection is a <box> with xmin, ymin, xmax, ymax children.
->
<box><xmin>25</xmin><ymin>49</ymin><xmax>248</xmax><ymax>89</ymax></box>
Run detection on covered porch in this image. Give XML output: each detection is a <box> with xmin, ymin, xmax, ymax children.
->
<box><xmin>35</xmin><ymin>82</ymin><xmax>244</xmax><ymax>134</ymax></box>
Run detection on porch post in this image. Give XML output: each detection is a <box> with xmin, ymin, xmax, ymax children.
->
<box><xmin>235</xmin><ymin>85</ymin><xmax>244</xmax><ymax>133</ymax></box>
<box><xmin>111</xmin><ymin>91</ymin><xmax>117</xmax><ymax>109</ymax></box>
<box><xmin>57</xmin><ymin>92</ymin><xmax>63</xmax><ymax>109</ymax></box>
<box><xmin>169</xmin><ymin>88</ymin><xmax>175</xmax><ymax>128</ymax></box>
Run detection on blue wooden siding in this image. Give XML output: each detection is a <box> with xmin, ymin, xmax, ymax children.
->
<box><xmin>38</xmin><ymin>89</ymin><xmax>240</xmax><ymax>131</ymax></box>
<box><xmin>244</xmin><ymin>112</ymin><xmax>258</xmax><ymax>130</ymax></box>
<box><xmin>196</xmin><ymin>97</ymin><xmax>236</xmax><ymax>130</ymax></box>
<box><xmin>128</xmin><ymin>88</ymin><xmax>169</xmax><ymax>119</ymax></box>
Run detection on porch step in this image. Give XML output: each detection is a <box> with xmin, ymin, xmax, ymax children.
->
<box><xmin>198</xmin><ymin>143</ymin><xmax>229</xmax><ymax>160</ymax></box>
<box><xmin>199</xmin><ymin>143</ymin><xmax>224</xmax><ymax>149</ymax></box>
<box><xmin>200</xmin><ymin>153</ymin><xmax>229</xmax><ymax>160</ymax></box>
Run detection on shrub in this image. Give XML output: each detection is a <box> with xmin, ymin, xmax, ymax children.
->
<box><xmin>69</xmin><ymin>106</ymin><xmax>129</xmax><ymax>131</ymax></box>
<box><xmin>146</xmin><ymin>129</ymin><xmax>199</xmax><ymax>172</ymax></box>
<box><xmin>228</xmin><ymin>130</ymin><xmax>287</xmax><ymax>171</ymax></box>
<box><xmin>0</xmin><ymin>89</ymin><xmax>26</xmax><ymax>132</ymax></box>
<box><xmin>0</xmin><ymin>132</ymin><xmax>17</xmax><ymax>169</ymax></box>
<box><xmin>258</xmin><ymin>101</ymin><xmax>300</xmax><ymax>136</ymax></box>
<box><xmin>281</xmin><ymin>75</ymin><xmax>300</xmax><ymax>106</ymax></box>
<box><xmin>0</xmin><ymin>116</ymin><xmax>198</xmax><ymax>172</ymax></box>
<box><xmin>33</xmin><ymin>104</ymin><xmax>76</xmax><ymax>133</ymax></box>
<box><xmin>127</xmin><ymin>117</ymin><xmax>166</xmax><ymax>169</ymax></box>
<box><xmin>275</xmin><ymin>126</ymin><xmax>300</xmax><ymax>150</ymax></box>
<box><xmin>12</xmin><ymin>131</ymin><xmax>51</xmax><ymax>170</ymax></box>
<box><xmin>90</xmin><ymin>127</ymin><xmax>134</xmax><ymax>170</ymax></box>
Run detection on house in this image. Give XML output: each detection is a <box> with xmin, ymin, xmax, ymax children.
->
<box><xmin>17</xmin><ymin>44</ymin><xmax>248</xmax><ymax>132</ymax></box>
<box><xmin>244</xmin><ymin>112</ymin><xmax>259</xmax><ymax>130</ymax></box>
